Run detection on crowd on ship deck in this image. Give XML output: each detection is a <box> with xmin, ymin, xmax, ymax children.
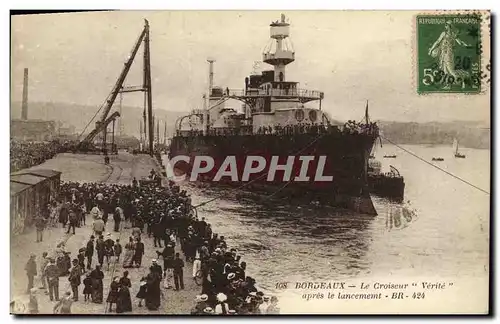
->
<box><xmin>21</xmin><ymin>175</ymin><xmax>279</xmax><ymax>315</ymax></box>
<box><xmin>10</xmin><ymin>140</ymin><xmax>62</xmax><ymax>172</ymax></box>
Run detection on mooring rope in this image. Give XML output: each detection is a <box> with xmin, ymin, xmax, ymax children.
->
<box><xmin>380</xmin><ymin>135</ymin><xmax>489</xmax><ymax>195</ymax></box>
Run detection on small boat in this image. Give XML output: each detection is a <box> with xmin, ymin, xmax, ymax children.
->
<box><xmin>453</xmin><ymin>138</ymin><xmax>466</xmax><ymax>158</ymax></box>
<box><xmin>432</xmin><ymin>157</ymin><xmax>444</xmax><ymax>161</ymax></box>
<box><xmin>367</xmin><ymin>163</ymin><xmax>405</xmax><ymax>202</ymax></box>
<box><xmin>383</xmin><ymin>155</ymin><xmax>397</xmax><ymax>158</ymax></box>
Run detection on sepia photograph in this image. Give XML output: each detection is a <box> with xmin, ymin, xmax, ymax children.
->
<box><xmin>9</xmin><ymin>10</ymin><xmax>491</xmax><ymax>315</ymax></box>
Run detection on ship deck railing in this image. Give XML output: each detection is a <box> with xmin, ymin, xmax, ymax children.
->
<box><xmin>175</xmin><ymin>123</ymin><xmax>379</xmax><ymax>137</ymax></box>
<box><xmin>223</xmin><ymin>88</ymin><xmax>324</xmax><ymax>101</ymax></box>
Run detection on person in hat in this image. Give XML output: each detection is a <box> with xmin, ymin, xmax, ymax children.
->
<box><xmin>106</xmin><ymin>277</ymin><xmax>120</xmax><ymax>312</ymax></box>
<box><xmin>44</xmin><ymin>258</ymin><xmax>59</xmax><ymax>301</ymax></box>
<box><xmin>53</xmin><ymin>291</ymin><xmax>73</xmax><ymax>314</ymax></box>
<box><xmin>136</xmin><ymin>277</ymin><xmax>148</xmax><ymax>307</ymax></box>
<box><xmin>25</xmin><ymin>254</ymin><xmax>37</xmax><ymax>293</ymax></box>
<box><xmin>116</xmin><ymin>271</ymin><xmax>133</xmax><ymax>313</ymax></box>
<box><xmin>77</xmin><ymin>248</ymin><xmax>86</xmax><ymax>275</ymax></box>
<box><xmin>90</xmin><ymin>203</ymin><xmax>101</xmax><ymax>220</ymax></box>
<box><xmin>215</xmin><ymin>293</ymin><xmax>230</xmax><ymax>315</ymax></box>
<box><xmin>190</xmin><ymin>294</ymin><xmax>209</xmax><ymax>315</ymax></box>
<box><xmin>90</xmin><ymin>265</ymin><xmax>104</xmax><ymax>304</ymax></box>
<box><xmin>85</xmin><ymin>236</ymin><xmax>95</xmax><ymax>270</ymax></box>
<box><xmin>82</xmin><ymin>272</ymin><xmax>92</xmax><ymax>302</ymax></box>
<box><xmin>133</xmin><ymin>238</ymin><xmax>145</xmax><ymax>268</ymax></box>
<box><xmin>39</xmin><ymin>252</ymin><xmax>49</xmax><ymax>289</ymax></box>
<box><xmin>259</xmin><ymin>296</ymin><xmax>271</xmax><ymax>314</ymax></box>
<box><xmin>192</xmin><ymin>249</ymin><xmax>202</xmax><ymax>281</ymax></box>
<box><xmin>145</xmin><ymin>265</ymin><xmax>162</xmax><ymax>311</ymax></box>
<box><xmin>68</xmin><ymin>259</ymin><xmax>81</xmax><ymax>301</ymax></box>
<box><xmin>157</xmin><ymin>242</ymin><xmax>174</xmax><ymax>287</ymax></box>
<box><xmin>34</xmin><ymin>213</ymin><xmax>47</xmax><ymax>243</ymax></box>
<box><xmin>95</xmin><ymin>235</ymin><xmax>106</xmax><ymax>268</ymax></box>
<box><xmin>267</xmin><ymin>296</ymin><xmax>280</xmax><ymax>314</ymax></box>
<box><xmin>113</xmin><ymin>205</ymin><xmax>124</xmax><ymax>232</ymax></box>
<box><xmin>149</xmin><ymin>259</ymin><xmax>163</xmax><ymax>277</ymax></box>
<box><xmin>66</xmin><ymin>209</ymin><xmax>78</xmax><ymax>235</ymax></box>
<box><xmin>92</xmin><ymin>216</ymin><xmax>105</xmax><ymax>237</ymax></box>
<box><xmin>123</xmin><ymin>237</ymin><xmax>135</xmax><ymax>268</ymax></box>
<box><xmin>104</xmin><ymin>233</ymin><xmax>115</xmax><ymax>270</ymax></box>
<box><xmin>203</xmin><ymin>307</ymin><xmax>214</xmax><ymax>315</ymax></box>
<box><xmin>114</xmin><ymin>238</ymin><xmax>122</xmax><ymax>262</ymax></box>
<box><xmin>173</xmin><ymin>252</ymin><xmax>185</xmax><ymax>291</ymax></box>
<box><xmin>28</xmin><ymin>288</ymin><xmax>39</xmax><ymax>314</ymax></box>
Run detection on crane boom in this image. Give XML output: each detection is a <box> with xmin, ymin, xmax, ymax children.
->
<box><xmin>83</xmin><ymin>111</ymin><xmax>121</xmax><ymax>147</ymax></box>
<box><xmin>79</xmin><ymin>21</ymin><xmax>148</xmax><ymax>147</ymax></box>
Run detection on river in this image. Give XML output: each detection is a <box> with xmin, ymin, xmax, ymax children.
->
<box><xmin>162</xmin><ymin>144</ymin><xmax>490</xmax><ymax>313</ymax></box>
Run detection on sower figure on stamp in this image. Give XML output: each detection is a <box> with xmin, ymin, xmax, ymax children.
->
<box><xmin>428</xmin><ymin>20</ymin><xmax>472</xmax><ymax>89</ymax></box>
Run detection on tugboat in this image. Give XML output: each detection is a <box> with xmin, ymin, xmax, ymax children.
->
<box><xmin>169</xmin><ymin>14</ymin><xmax>380</xmax><ymax>215</ymax></box>
<box><xmin>367</xmin><ymin>158</ymin><xmax>405</xmax><ymax>202</ymax></box>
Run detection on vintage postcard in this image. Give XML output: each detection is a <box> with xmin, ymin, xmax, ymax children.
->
<box><xmin>10</xmin><ymin>10</ymin><xmax>490</xmax><ymax>315</ymax></box>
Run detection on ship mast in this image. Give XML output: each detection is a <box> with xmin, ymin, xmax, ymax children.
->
<box><xmin>203</xmin><ymin>58</ymin><xmax>215</xmax><ymax>135</ymax></box>
<box><xmin>263</xmin><ymin>13</ymin><xmax>294</xmax><ymax>82</ymax></box>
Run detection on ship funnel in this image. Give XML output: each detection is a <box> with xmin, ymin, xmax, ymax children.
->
<box><xmin>207</xmin><ymin>58</ymin><xmax>216</xmax><ymax>92</ymax></box>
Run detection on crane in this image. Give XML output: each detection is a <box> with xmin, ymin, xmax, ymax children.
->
<box><xmin>77</xmin><ymin>20</ymin><xmax>154</xmax><ymax>155</ymax></box>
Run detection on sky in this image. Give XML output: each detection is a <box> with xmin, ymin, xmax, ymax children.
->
<box><xmin>11</xmin><ymin>10</ymin><xmax>490</xmax><ymax>123</ymax></box>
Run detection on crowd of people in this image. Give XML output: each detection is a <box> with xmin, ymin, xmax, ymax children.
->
<box><xmin>22</xmin><ymin>175</ymin><xmax>279</xmax><ymax>315</ymax></box>
<box><xmin>343</xmin><ymin>120</ymin><xmax>379</xmax><ymax>135</ymax></box>
<box><xmin>10</xmin><ymin>140</ymin><xmax>62</xmax><ymax>172</ymax></box>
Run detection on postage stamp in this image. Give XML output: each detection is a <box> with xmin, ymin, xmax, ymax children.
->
<box><xmin>416</xmin><ymin>14</ymin><xmax>482</xmax><ymax>94</ymax></box>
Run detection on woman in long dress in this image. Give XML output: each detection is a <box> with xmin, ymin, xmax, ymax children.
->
<box><xmin>122</xmin><ymin>237</ymin><xmax>135</xmax><ymax>268</ymax></box>
<box><xmin>90</xmin><ymin>265</ymin><xmax>105</xmax><ymax>303</ymax></box>
<box><xmin>106</xmin><ymin>277</ymin><xmax>120</xmax><ymax>312</ymax></box>
<box><xmin>428</xmin><ymin>21</ymin><xmax>471</xmax><ymax>86</ymax></box>
<box><xmin>116</xmin><ymin>271</ymin><xmax>133</xmax><ymax>313</ymax></box>
<box><xmin>145</xmin><ymin>269</ymin><xmax>162</xmax><ymax>311</ymax></box>
<box><xmin>136</xmin><ymin>277</ymin><xmax>148</xmax><ymax>307</ymax></box>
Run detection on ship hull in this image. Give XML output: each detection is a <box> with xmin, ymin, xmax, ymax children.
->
<box><xmin>169</xmin><ymin>131</ymin><xmax>378</xmax><ymax>215</ymax></box>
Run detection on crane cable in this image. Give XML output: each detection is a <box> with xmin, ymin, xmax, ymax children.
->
<box><xmin>380</xmin><ymin>135</ymin><xmax>490</xmax><ymax>195</ymax></box>
<box><xmin>77</xmin><ymin>94</ymin><xmax>111</xmax><ymax>140</ymax></box>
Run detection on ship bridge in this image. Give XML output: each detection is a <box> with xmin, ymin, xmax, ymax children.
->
<box><xmin>221</xmin><ymin>88</ymin><xmax>324</xmax><ymax>107</ymax></box>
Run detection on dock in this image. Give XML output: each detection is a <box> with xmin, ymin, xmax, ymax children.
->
<box><xmin>11</xmin><ymin>152</ymin><xmax>199</xmax><ymax>314</ymax></box>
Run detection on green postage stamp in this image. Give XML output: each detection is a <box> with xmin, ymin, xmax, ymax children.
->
<box><xmin>417</xmin><ymin>14</ymin><xmax>482</xmax><ymax>94</ymax></box>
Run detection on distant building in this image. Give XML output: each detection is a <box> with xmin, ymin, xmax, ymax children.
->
<box><xmin>58</xmin><ymin>125</ymin><xmax>76</xmax><ymax>136</ymax></box>
<box><xmin>10</xmin><ymin>119</ymin><xmax>56</xmax><ymax>141</ymax></box>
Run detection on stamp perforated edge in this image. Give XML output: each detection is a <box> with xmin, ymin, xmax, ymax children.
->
<box><xmin>411</xmin><ymin>10</ymin><xmax>490</xmax><ymax>96</ymax></box>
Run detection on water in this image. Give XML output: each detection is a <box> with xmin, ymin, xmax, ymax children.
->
<box><xmin>162</xmin><ymin>144</ymin><xmax>490</xmax><ymax>312</ymax></box>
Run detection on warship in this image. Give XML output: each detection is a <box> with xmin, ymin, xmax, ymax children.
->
<box><xmin>169</xmin><ymin>14</ymin><xmax>380</xmax><ymax>215</ymax></box>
